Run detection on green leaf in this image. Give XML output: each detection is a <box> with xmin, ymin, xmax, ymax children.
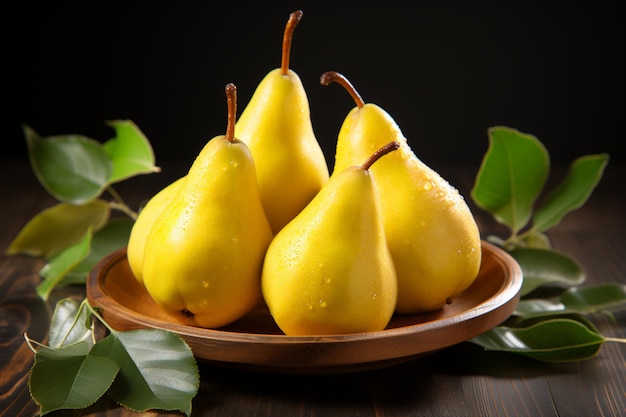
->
<box><xmin>561</xmin><ymin>283</ymin><xmax>626</xmax><ymax>312</ymax></box>
<box><xmin>520</xmin><ymin>231</ymin><xmax>551</xmax><ymax>249</ymax></box>
<box><xmin>53</xmin><ymin>271</ymin><xmax>95</xmax><ymax>287</ymax></box>
<box><xmin>510</xmin><ymin>247</ymin><xmax>585</xmax><ymax>296</ymax></box>
<box><xmin>37</xmin><ymin>230</ymin><xmax>93</xmax><ymax>300</ymax></box>
<box><xmin>70</xmin><ymin>217</ymin><xmax>135</xmax><ymax>277</ymax></box>
<box><xmin>513</xmin><ymin>284</ymin><xmax>626</xmax><ymax>318</ymax></box>
<box><xmin>50</xmin><ymin>218</ymin><xmax>134</xmax><ymax>289</ymax></box>
<box><xmin>471</xmin><ymin>126</ymin><xmax>549</xmax><ymax>233</ymax></box>
<box><xmin>102</xmin><ymin>120</ymin><xmax>161</xmax><ymax>184</ymax></box>
<box><xmin>513</xmin><ymin>312</ymin><xmax>601</xmax><ymax>332</ymax></box>
<box><xmin>48</xmin><ymin>298</ymin><xmax>93</xmax><ymax>348</ymax></box>
<box><xmin>5</xmin><ymin>200</ymin><xmax>110</xmax><ymax>259</ymax></box>
<box><xmin>30</xmin><ymin>347</ymin><xmax>119</xmax><ymax>415</ymax></box>
<box><xmin>24</xmin><ymin>125</ymin><xmax>113</xmax><ymax>204</ymax></box>
<box><xmin>514</xmin><ymin>299</ymin><xmax>567</xmax><ymax>318</ymax></box>
<box><xmin>31</xmin><ymin>339</ymin><xmax>92</xmax><ymax>361</ymax></box>
<box><xmin>90</xmin><ymin>329</ymin><xmax>199</xmax><ymax>416</ymax></box>
<box><xmin>470</xmin><ymin>318</ymin><xmax>605</xmax><ymax>362</ymax></box>
<box><xmin>532</xmin><ymin>154</ymin><xmax>609</xmax><ymax>232</ymax></box>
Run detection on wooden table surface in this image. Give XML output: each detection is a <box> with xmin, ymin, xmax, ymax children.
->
<box><xmin>1</xmin><ymin>159</ymin><xmax>624</xmax><ymax>417</ymax></box>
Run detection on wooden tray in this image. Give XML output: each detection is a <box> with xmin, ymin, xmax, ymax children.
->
<box><xmin>87</xmin><ymin>240</ymin><xmax>522</xmax><ymax>374</ymax></box>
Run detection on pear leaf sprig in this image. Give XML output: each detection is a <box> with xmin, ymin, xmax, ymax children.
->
<box><xmin>7</xmin><ymin>120</ymin><xmax>160</xmax><ymax>299</ymax></box>
<box><xmin>469</xmin><ymin>126</ymin><xmax>626</xmax><ymax>361</ymax></box>
<box><xmin>7</xmin><ymin>121</ymin><xmax>201</xmax><ymax>415</ymax></box>
<box><xmin>25</xmin><ymin>298</ymin><xmax>199</xmax><ymax>416</ymax></box>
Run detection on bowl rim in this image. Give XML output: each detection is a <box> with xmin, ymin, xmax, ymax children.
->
<box><xmin>87</xmin><ymin>240</ymin><xmax>522</xmax><ymax>372</ymax></box>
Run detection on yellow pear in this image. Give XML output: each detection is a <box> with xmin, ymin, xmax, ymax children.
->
<box><xmin>262</xmin><ymin>142</ymin><xmax>400</xmax><ymax>336</ymax></box>
<box><xmin>141</xmin><ymin>83</ymin><xmax>273</xmax><ymax>328</ymax></box>
<box><xmin>321</xmin><ymin>71</ymin><xmax>482</xmax><ymax>314</ymax></box>
<box><xmin>126</xmin><ymin>177</ymin><xmax>184</xmax><ymax>284</ymax></box>
<box><xmin>235</xmin><ymin>10</ymin><xmax>329</xmax><ymax>234</ymax></box>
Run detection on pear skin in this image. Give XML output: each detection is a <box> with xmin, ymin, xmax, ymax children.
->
<box><xmin>141</xmin><ymin>84</ymin><xmax>273</xmax><ymax>328</ymax></box>
<box><xmin>262</xmin><ymin>142</ymin><xmax>399</xmax><ymax>336</ymax></box>
<box><xmin>127</xmin><ymin>177</ymin><xmax>184</xmax><ymax>284</ymax></box>
<box><xmin>235</xmin><ymin>10</ymin><xmax>329</xmax><ymax>234</ymax></box>
<box><xmin>322</xmin><ymin>71</ymin><xmax>482</xmax><ymax>314</ymax></box>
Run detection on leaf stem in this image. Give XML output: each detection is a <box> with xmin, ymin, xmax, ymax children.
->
<box><xmin>502</xmin><ymin>225</ymin><xmax>540</xmax><ymax>249</ymax></box>
<box><xmin>59</xmin><ymin>300</ymin><xmax>93</xmax><ymax>347</ymax></box>
<box><xmin>513</xmin><ymin>227</ymin><xmax>538</xmax><ymax>244</ymax></box>
<box><xmin>603</xmin><ymin>337</ymin><xmax>626</xmax><ymax>344</ymax></box>
<box><xmin>84</xmin><ymin>299</ymin><xmax>117</xmax><ymax>336</ymax></box>
<box><xmin>23</xmin><ymin>333</ymin><xmax>45</xmax><ymax>353</ymax></box>
<box><xmin>501</xmin><ymin>234</ymin><xmax>523</xmax><ymax>250</ymax></box>
<box><xmin>106</xmin><ymin>186</ymin><xmax>138</xmax><ymax>220</ymax></box>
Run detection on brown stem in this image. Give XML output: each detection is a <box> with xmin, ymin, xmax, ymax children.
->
<box><xmin>362</xmin><ymin>141</ymin><xmax>400</xmax><ymax>171</ymax></box>
<box><xmin>225</xmin><ymin>83</ymin><xmax>237</xmax><ymax>143</ymax></box>
<box><xmin>320</xmin><ymin>71</ymin><xmax>365</xmax><ymax>108</ymax></box>
<box><xmin>281</xmin><ymin>10</ymin><xmax>303</xmax><ymax>75</ymax></box>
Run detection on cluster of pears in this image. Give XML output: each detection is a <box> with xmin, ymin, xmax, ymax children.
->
<box><xmin>126</xmin><ymin>10</ymin><xmax>482</xmax><ymax>335</ymax></box>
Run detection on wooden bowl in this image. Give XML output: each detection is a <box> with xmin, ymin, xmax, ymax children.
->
<box><xmin>87</xmin><ymin>240</ymin><xmax>522</xmax><ymax>374</ymax></box>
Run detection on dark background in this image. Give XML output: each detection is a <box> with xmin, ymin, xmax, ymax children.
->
<box><xmin>2</xmin><ymin>2</ymin><xmax>622</xmax><ymax>173</ymax></box>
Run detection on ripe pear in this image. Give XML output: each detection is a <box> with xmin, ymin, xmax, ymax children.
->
<box><xmin>127</xmin><ymin>177</ymin><xmax>184</xmax><ymax>284</ymax></box>
<box><xmin>141</xmin><ymin>83</ymin><xmax>273</xmax><ymax>329</ymax></box>
<box><xmin>262</xmin><ymin>142</ymin><xmax>400</xmax><ymax>336</ymax></box>
<box><xmin>235</xmin><ymin>10</ymin><xmax>329</xmax><ymax>234</ymax></box>
<box><xmin>321</xmin><ymin>71</ymin><xmax>482</xmax><ymax>314</ymax></box>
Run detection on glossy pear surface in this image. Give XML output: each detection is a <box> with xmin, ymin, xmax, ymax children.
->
<box><xmin>262</xmin><ymin>165</ymin><xmax>397</xmax><ymax>336</ymax></box>
<box><xmin>126</xmin><ymin>177</ymin><xmax>183</xmax><ymax>284</ymax></box>
<box><xmin>141</xmin><ymin>136</ymin><xmax>273</xmax><ymax>328</ymax></box>
<box><xmin>334</xmin><ymin>104</ymin><xmax>482</xmax><ymax>313</ymax></box>
<box><xmin>235</xmin><ymin>68</ymin><xmax>329</xmax><ymax>233</ymax></box>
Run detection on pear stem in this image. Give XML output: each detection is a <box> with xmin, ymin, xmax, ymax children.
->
<box><xmin>281</xmin><ymin>10</ymin><xmax>303</xmax><ymax>75</ymax></box>
<box><xmin>225</xmin><ymin>83</ymin><xmax>237</xmax><ymax>143</ymax></box>
<box><xmin>320</xmin><ymin>71</ymin><xmax>365</xmax><ymax>108</ymax></box>
<box><xmin>362</xmin><ymin>141</ymin><xmax>400</xmax><ymax>170</ymax></box>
